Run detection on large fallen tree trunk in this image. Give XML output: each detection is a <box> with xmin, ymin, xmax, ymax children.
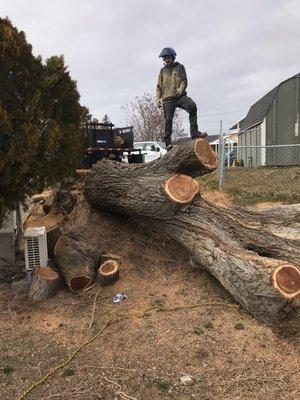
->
<box><xmin>83</xmin><ymin>138</ymin><xmax>300</xmax><ymax>324</ymax></box>
<box><xmin>85</xmin><ymin>139</ymin><xmax>216</xmax><ymax>219</ymax></box>
<box><xmin>145</xmin><ymin>203</ymin><xmax>300</xmax><ymax>323</ymax></box>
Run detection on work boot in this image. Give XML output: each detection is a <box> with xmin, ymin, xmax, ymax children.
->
<box><xmin>191</xmin><ymin>131</ymin><xmax>208</xmax><ymax>139</ymax></box>
<box><xmin>164</xmin><ymin>139</ymin><xmax>173</xmax><ymax>151</ymax></box>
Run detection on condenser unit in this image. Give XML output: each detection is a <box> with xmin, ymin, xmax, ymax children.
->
<box><xmin>24</xmin><ymin>226</ymin><xmax>48</xmax><ymax>271</ymax></box>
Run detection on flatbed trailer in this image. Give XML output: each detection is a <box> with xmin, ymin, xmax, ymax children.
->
<box><xmin>81</xmin><ymin>121</ymin><xmax>144</xmax><ymax>167</ymax></box>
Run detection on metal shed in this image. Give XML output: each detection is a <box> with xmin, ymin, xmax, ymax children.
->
<box><xmin>231</xmin><ymin>73</ymin><xmax>300</xmax><ymax>166</ymax></box>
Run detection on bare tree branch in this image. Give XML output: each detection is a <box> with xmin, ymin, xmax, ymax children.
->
<box><xmin>122</xmin><ymin>93</ymin><xmax>184</xmax><ymax>142</ymax></box>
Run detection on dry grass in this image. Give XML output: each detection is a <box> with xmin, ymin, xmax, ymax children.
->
<box><xmin>198</xmin><ymin>166</ymin><xmax>300</xmax><ymax>205</ymax></box>
<box><xmin>1</xmin><ymin>185</ymin><xmax>299</xmax><ymax>400</ymax></box>
<box><xmin>0</xmin><ymin>216</ymin><xmax>299</xmax><ymax>400</ymax></box>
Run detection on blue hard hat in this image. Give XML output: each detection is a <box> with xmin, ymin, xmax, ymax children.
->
<box><xmin>159</xmin><ymin>47</ymin><xmax>177</xmax><ymax>58</ymax></box>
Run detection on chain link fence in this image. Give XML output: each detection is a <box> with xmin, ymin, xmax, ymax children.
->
<box><xmin>216</xmin><ymin>136</ymin><xmax>300</xmax><ymax>204</ymax></box>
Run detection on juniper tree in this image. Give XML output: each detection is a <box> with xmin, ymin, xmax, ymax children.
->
<box><xmin>0</xmin><ymin>18</ymin><xmax>88</xmax><ymax>217</ymax></box>
<box><xmin>102</xmin><ymin>114</ymin><xmax>111</xmax><ymax>124</ymax></box>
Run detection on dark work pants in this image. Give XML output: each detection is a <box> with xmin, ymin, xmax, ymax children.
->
<box><xmin>163</xmin><ymin>95</ymin><xmax>198</xmax><ymax>145</ymax></box>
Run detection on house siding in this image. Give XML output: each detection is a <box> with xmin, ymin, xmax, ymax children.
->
<box><xmin>238</xmin><ymin>125</ymin><xmax>261</xmax><ymax>166</ymax></box>
<box><xmin>266</xmin><ymin>76</ymin><xmax>300</xmax><ymax>165</ymax></box>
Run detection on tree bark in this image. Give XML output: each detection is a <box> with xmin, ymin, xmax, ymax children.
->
<box><xmin>85</xmin><ymin>138</ymin><xmax>217</xmax><ymax>219</ymax></box>
<box><xmin>84</xmin><ymin>138</ymin><xmax>300</xmax><ymax>324</ymax></box>
<box><xmin>28</xmin><ymin>267</ymin><xmax>61</xmax><ymax>301</ymax></box>
<box><xmin>47</xmin><ymin>225</ymin><xmax>61</xmax><ymax>259</ymax></box>
<box><xmin>55</xmin><ymin>236</ymin><xmax>101</xmax><ymax>292</ymax></box>
<box><xmin>142</xmin><ymin>202</ymin><xmax>300</xmax><ymax>324</ymax></box>
<box><xmin>138</xmin><ymin>138</ymin><xmax>218</xmax><ymax>177</ymax></box>
<box><xmin>86</xmin><ymin>166</ymin><xmax>194</xmax><ymax>218</ymax></box>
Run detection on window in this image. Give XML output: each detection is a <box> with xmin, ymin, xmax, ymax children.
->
<box><xmin>145</xmin><ymin>143</ymin><xmax>156</xmax><ymax>151</ymax></box>
<box><xmin>134</xmin><ymin>143</ymin><xmax>143</xmax><ymax>150</ymax></box>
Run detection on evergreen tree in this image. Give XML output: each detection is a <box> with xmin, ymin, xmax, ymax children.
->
<box><xmin>102</xmin><ymin>114</ymin><xmax>111</xmax><ymax>124</ymax></box>
<box><xmin>0</xmin><ymin>18</ymin><xmax>88</xmax><ymax>216</ymax></box>
<box><xmin>35</xmin><ymin>55</ymin><xmax>88</xmax><ymax>185</ymax></box>
<box><xmin>81</xmin><ymin>106</ymin><xmax>92</xmax><ymax>122</ymax></box>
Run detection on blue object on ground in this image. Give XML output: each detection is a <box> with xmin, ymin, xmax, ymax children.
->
<box><xmin>113</xmin><ymin>293</ymin><xmax>127</xmax><ymax>303</ymax></box>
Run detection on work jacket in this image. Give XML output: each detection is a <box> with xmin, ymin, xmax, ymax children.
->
<box><xmin>156</xmin><ymin>62</ymin><xmax>187</xmax><ymax>104</ymax></box>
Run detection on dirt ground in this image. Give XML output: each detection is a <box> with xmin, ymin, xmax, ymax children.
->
<box><xmin>0</xmin><ymin>194</ymin><xmax>299</xmax><ymax>400</ymax></box>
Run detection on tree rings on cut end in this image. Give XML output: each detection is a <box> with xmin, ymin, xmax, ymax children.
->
<box><xmin>35</xmin><ymin>266</ymin><xmax>59</xmax><ymax>280</ymax></box>
<box><xmin>114</xmin><ymin>135</ymin><xmax>125</xmax><ymax>147</ymax></box>
<box><xmin>271</xmin><ymin>264</ymin><xmax>300</xmax><ymax>299</ymax></box>
<box><xmin>194</xmin><ymin>138</ymin><xmax>218</xmax><ymax>169</ymax></box>
<box><xmin>97</xmin><ymin>260</ymin><xmax>120</xmax><ymax>287</ymax></box>
<box><xmin>164</xmin><ymin>174</ymin><xmax>199</xmax><ymax>204</ymax></box>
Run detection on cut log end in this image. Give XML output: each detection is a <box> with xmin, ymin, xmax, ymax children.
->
<box><xmin>97</xmin><ymin>260</ymin><xmax>119</xmax><ymax>286</ymax></box>
<box><xmin>69</xmin><ymin>275</ymin><xmax>93</xmax><ymax>292</ymax></box>
<box><xmin>194</xmin><ymin>138</ymin><xmax>218</xmax><ymax>169</ymax></box>
<box><xmin>164</xmin><ymin>174</ymin><xmax>199</xmax><ymax>204</ymax></box>
<box><xmin>271</xmin><ymin>264</ymin><xmax>300</xmax><ymax>299</ymax></box>
<box><xmin>36</xmin><ymin>267</ymin><xmax>58</xmax><ymax>280</ymax></box>
<box><xmin>76</xmin><ymin>169</ymin><xmax>91</xmax><ymax>174</ymax></box>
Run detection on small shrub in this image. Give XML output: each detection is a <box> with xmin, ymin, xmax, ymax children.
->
<box><xmin>234</xmin><ymin>322</ymin><xmax>245</xmax><ymax>330</ymax></box>
<box><xmin>61</xmin><ymin>368</ymin><xmax>75</xmax><ymax>377</ymax></box>
<box><xmin>204</xmin><ymin>322</ymin><xmax>213</xmax><ymax>330</ymax></box>
<box><xmin>153</xmin><ymin>379</ymin><xmax>171</xmax><ymax>392</ymax></box>
<box><xmin>3</xmin><ymin>366</ymin><xmax>13</xmax><ymax>374</ymax></box>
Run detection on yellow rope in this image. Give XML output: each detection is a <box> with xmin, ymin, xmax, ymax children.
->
<box><xmin>140</xmin><ymin>301</ymin><xmax>247</xmax><ymax>320</ymax></box>
<box><xmin>16</xmin><ymin>300</ymin><xmax>247</xmax><ymax>400</ymax></box>
<box><xmin>16</xmin><ymin>321</ymin><xmax>111</xmax><ymax>400</ymax></box>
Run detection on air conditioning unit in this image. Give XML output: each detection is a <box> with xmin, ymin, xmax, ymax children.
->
<box><xmin>24</xmin><ymin>226</ymin><xmax>48</xmax><ymax>271</ymax></box>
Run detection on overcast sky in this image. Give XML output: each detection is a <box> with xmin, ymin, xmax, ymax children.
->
<box><xmin>1</xmin><ymin>0</ymin><xmax>300</xmax><ymax>135</ymax></box>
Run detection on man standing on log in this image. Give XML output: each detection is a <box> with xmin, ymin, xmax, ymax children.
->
<box><xmin>156</xmin><ymin>47</ymin><xmax>207</xmax><ymax>150</ymax></box>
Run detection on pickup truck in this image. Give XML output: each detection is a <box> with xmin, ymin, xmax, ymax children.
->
<box><xmin>132</xmin><ymin>141</ymin><xmax>167</xmax><ymax>163</ymax></box>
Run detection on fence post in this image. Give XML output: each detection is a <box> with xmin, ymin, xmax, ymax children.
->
<box><xmin>218</xmin><ymin>124</ymin><xmax>225</xmax><ymax>190</ymax></box>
